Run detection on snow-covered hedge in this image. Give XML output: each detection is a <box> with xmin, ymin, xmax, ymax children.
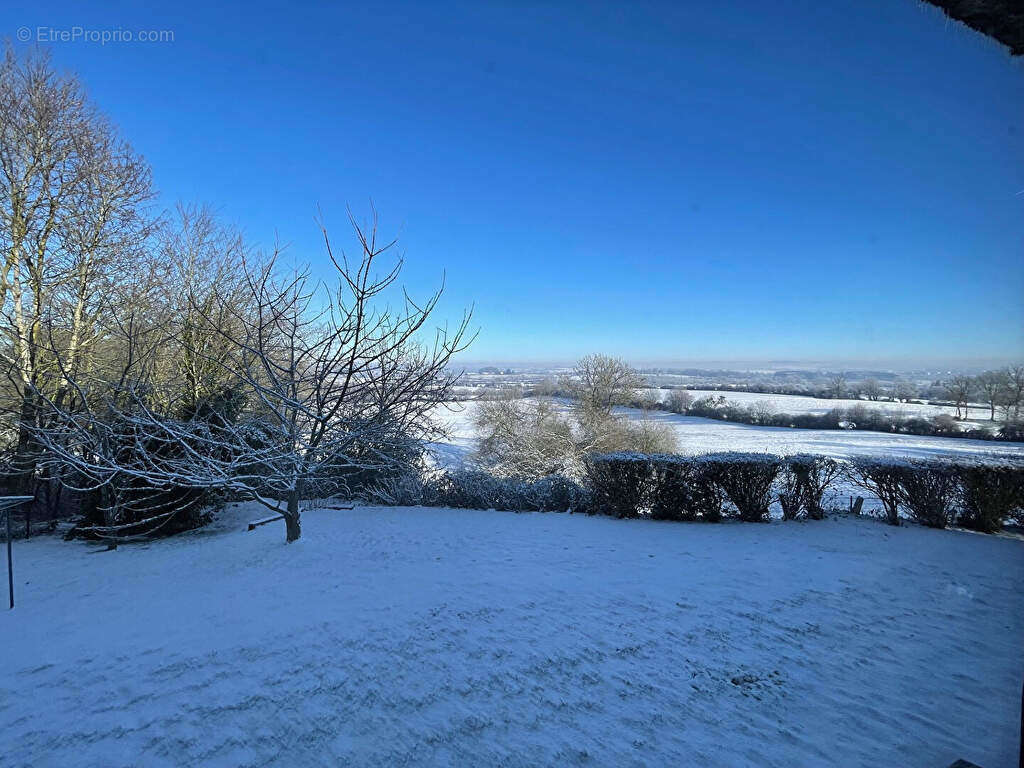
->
<box><xmin>846</xmin><ymin>456</ymin><xmax>1024</xmax><ymax>530</ymax></box>
<box><xmin>584</xmin><ymin>452</ymin><xmax>651</xmax><ymax>518</ymax></box>
<box><xmin>699</xmin><ymin>453</ymin><xmax>784</xmax><ymax>522</ymax></box>
<box><xmin>582</xmin><ymin>451</ymin><xmax>791</xmax><ymax>523</ymax></box>
<box><xmin>648</xmin><ymin>454</ymin><xmax>723</xmax><ymax>522</ymax></box>
<box><xmin>378</xmin><ymin>452</ymin><xmax>1023</xmax><ymax>534</ymax></box>
<box><xmin>780</xmin><ymin>455</ymin><xmax>842</xmax><ymax>520</ymax></box>
<box><xmin>373</xmin><ymin>469</ymin><xmax>588</xmax><ymax>513</ymax></box>
<box><xmin>955</xmin><ymin>462</ymin><xmax>1024</xmax><ymax>533</ymax></box>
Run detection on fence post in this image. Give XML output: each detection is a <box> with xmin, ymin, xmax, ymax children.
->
<box><xmin>6</xmin><ymin>507</ymin><xmax>12</xmax><ymax>609</ymax></box>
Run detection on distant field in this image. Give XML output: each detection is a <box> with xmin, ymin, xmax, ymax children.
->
<box><xmin>647</xmin><ymin>388</ymin><xmax>990</xmax><ymax>423</ymax></box>
<box><xmin>431</xmin><ymin>400</ymin><xmax>1024</xmax><ymax>467</ymax></box>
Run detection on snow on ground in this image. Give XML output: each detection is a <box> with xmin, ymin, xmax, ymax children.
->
<box><xmin>433</xmin><ymin>400</ymin><xmax>1024</xmax><ymax>468</ymax></box>
<box><xmin>2</xmin><ymin>504</ymin><xmax>1022</xmax><ymax>767</ymax></box>
<box><xmin>617</xmin><ymin>406</ymin><xmax>1024</xmax><ymax>461</ymax></box>
<box><xmin>646</xmin><ymin>388</ymin><xmax>989</xmax><ymax>423</ymax></box>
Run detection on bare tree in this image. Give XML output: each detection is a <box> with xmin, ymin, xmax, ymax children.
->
<box><xmin>861</xmin><ymin>378</ymin><xmax>882</xmax><ymax>401</ymax></box>
<box><xmin>944</xmin><ymin>374</ymin><xmax>974</xmax><ymax>420</ymax></box>
<box><xmin>153</xmin><ymin>203</ymin><xmax>252</xmax><ymax>412</ymax></box>
<box><xmin>975</xmin><ymin>369</ymin><xmax>1009</xmax><ymax>421</ymax></box>
<box><xmin>33</xmin><ymin>211</ymin><xmax>473</xmax><ymax>542</ymax></box>
<box><xmin>892</xmin><ymin>379</ymin><xmax>917</xmax><ymax>403</ymax></box>
<box><xmin>566</xmin><ymin>354</ymin><xmax>643</xmax><ymax>418</ymax></box>
<box><xmin>1003</xmin><ymin>364</ymin><xmax>1024</xmax><ymax>423</ymax></box>
<box><xmin>826</xmin><ymin>373</ymin><xmax>846</xmax><ymax>399</ymax></box>
<box><xmin>0</xmin><ymin>45</ymin><xmax>154</xmax><ymax>487</ymax></box>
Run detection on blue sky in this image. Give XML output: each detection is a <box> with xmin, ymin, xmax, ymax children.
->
<box><xmin>9</xmin><ymin>0</ymin><xmax>1024</xmax><ymax>365</ymax></box>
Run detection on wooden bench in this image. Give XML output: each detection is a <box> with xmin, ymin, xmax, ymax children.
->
<box><xmin>247</xmin><ymin>514</ymin><xmax>284</xmax><ymax>531</ymax></box>
<box><xmin>247</xmin><ymin>503</ymin><xmax>355</xmax><ymax>531</ymax></box>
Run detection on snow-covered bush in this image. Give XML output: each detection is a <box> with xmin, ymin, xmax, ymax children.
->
<box><xmin>663</xmin><ymin>389</ymin><xmax>694</xmax><ymax>414</ymax></box>
<box><xmin>401</xmin><ymin>469</ymin><xmax>586</xmax><ymax>513</ymax></box>
<box><xmin>584</xmin><ymin>452</ymin><xmax>651</xmax><ymax>518</ymax></box>
<box><xmin>897</xmin><ymin>456</ymin><xmax>958</xmax><ymax>528</ymax></box>
<box><xmin>594</xmin><ymin>417</ymin><xmax>679</xmax><ymax>455</ymax></box>
<box><xmin>422</xmin><ymin>470</ymin><xmax>511</xmax><ymax>510</ymax></box>
<box><xmin>369</xmin><ymin>470</ymin><xmax>428</xmax><ymax>506</ymax></box>
<box><xmin>527</xmin><ymin>474</ymin><xmax>588</xmax><ymax>512</ymax></box>
<box><xmin>687</xmin><ymin>395</ymin><xmax>729</xmax><ymax>419</ymax></box>
<box><xmin>897</xmin><ymin>459</ymin><xmax>959</xmax><ymax>528</ymax></box>
<box><xmin>702</xmin><ymin>453</ymin><xmax>783</xmax><ymax>522</ymax></box>
<box><xmin>847</xmin><ymin>457</ymin><xmax>908</xmax><ymax>526</ymax></box>
<box><xmin>954</xmin><ymin>462</ymin><xmax>1024</xmax><ymax>533</ymax></box>
<box><xmin>781</xmin><ymin>454</ymin><xmax>841</xmax><ymax>520</ymax></box>
<box><xmin>473</xmin><ymin>397</ymin><xmax>581</xmax><ymax>478</ymax></box>
<box><xmin>999</xmin><ymin>423</ymin><xmax>1024</xmax><ymax>442</ymax></box>
<box><xmin>777</xmin><ymin>483</ymin><xmax>802</xmax><ymax>521</ymax></box>
<box><xmin>648</xmin><ymin>454</ymin><xmax>723</xmax><ymax>522</ymax></box>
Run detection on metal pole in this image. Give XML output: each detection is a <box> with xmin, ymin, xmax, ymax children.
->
<box><xmin>6</xmin><ymin>507</ymin><xmax>12</xmax><ymax>610</ymax></box>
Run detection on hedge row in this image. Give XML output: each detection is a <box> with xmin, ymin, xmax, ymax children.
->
<box><xmin>379</xmin><ymin>453</ymin><xmax>1024</xmax><ymax>533</ymax></box>
<box><xmin>585</xmin><ymin>452</ymin><xmax>811</xmax><ymax>523</ymax></box>
<box><xmin>374</xmin><ymin>469</ymin><xmax>587</xmax><ymax>513</ymax></box>
<box><xmin>847</xmin><ymin>457</ymin><xmax>1024</xmax><ymax>532</ymax></box>
<box><xmin>583</xmin><ymin>452</ymin><xmax>1024</xmax><ymax>532</ymax></box>
<box><xmin>685</xmin><ymin>396</ymin><xmax>1023</xmax><ymax>442</ymax></box>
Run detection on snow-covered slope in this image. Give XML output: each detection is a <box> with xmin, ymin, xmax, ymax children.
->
<box><xmin>652</xmin><ymin>388</ymin><xmax>980</xmax><ymax>420</ymax></box>
<box><xmin>2</xmin><ymin>503</ymin><xmax>1022</xmax><ymax>767</ymax></box>
<box><xmin>433</xmin><ymin>400</ymin><xmax>1024</xmax><ymax>467</ymax></box>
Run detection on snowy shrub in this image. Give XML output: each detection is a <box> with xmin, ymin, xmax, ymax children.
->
<box><xmin>777</xmin><ymin>484</ymin><xmax>802</xmax><ymax>521</ymax></box>
<box><xmin>648</xmin><ymin>455</ymin><xmax>723</xmax><ymax>522</ymax></box>
<box><xmin>312</xmin><ymin>437</ymin><xmax>424</xmax><ymax>499</ymax></box>
<box><xmin>66</xmin><ymin>481</ymin><xmax>220</xmax><ymax>541</ymax></box>
<box><xmin>664</xmin><ymin>389</ymin><xmax>694</xmax><ymax>414</ymax></box>
<box><xmin>584</xmin><ymin>452</ymin><xmax>651</xmax><ymax>518</ymax></box>
<box><xmin>62</xmin><ymin>398</ymin><xmax>240</xmax><ymax>539</ymax></box>
<box><xmin>473</xmin><ymin>396</ymin><xmax>581</xmax><ymax>479</ymax></box>
<box><xmin>422</xmin><ymin>469</ymin><xmax>505</xmax><ymax>509</ymax></box>
<box><xmin>999</xmin><ymin>423</ymin><xmax>1024</xmax><ymax>442</ymax></box>
<box><xmin>782</xmin><ymin>454</ymin><xmax>841</xmax><ymax>520</ymax></box>
<box><xmin>897</xmin><ymin>459</ymin><xmax>958</xmax><ymax>528</ymax></box>
<box><xmin>847</xmin><ymin>457</ymin><xmax>907</xmax><ymax>526</ymax></box>
<box><xmin>527</xmin><ymin>474</ymin><xmax>588</xmax><ymax>512</ymax></box>
<box><xmin>586</xmin><ymin>414</ymin><xmax>679</xmax><ymax>455</ymax></box>
<box><xmin>412</xmin><ymin>470</ymin><xmax>586</xmax><ymax>513</ymax></box>
<box><xmin>954</xmin><ymin>462</ymin><xmax>1024</xmax><ymax>533</ymax></box>
<box><xmin>930</xmin><ymin>414</ymin><xmax>959</xmax><ymax>436</ymax></box>
<box><xmin>687</xmin><ymin>395</ymin><xmax>728</xmax><ymax>419</ymax></box>
<box><xmin>899</xmin><ymin>417</ymin><xmax>934</xmax><ymax>436</ymax></box>
<box><xmin>369</xmin><ymin>470</ymin><xmax>427</xmax><ymax>506</ymax></box>
<box><xmin>649</xmin><ymin>455</ymin><xmax>697</xmax><ymax>521</ymax></box>
<box><xmin>701</xmin><ymin>453</ymin><xmax>783</xmax><ymax>522</ymax></box>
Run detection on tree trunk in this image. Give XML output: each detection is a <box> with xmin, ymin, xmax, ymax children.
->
<box><xmin>12</xmin><ymin>389</ymin><xmax>39</xmax><ymax>494</ymax></box>
<box><xmin>285</xmin><ymin>486</ymin><xmax>301</xmax><ymax>543</ymax></box>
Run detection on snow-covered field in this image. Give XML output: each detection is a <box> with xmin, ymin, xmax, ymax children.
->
<box><xmin>2</xmin><ymin>504</ymin><xmax>1022</xmax><ymax>767</ymax></box>
<box><xmin>665</xmin><ymin>389</ymin><xmax>972</xmax><ymax>420</ymax></box>
<box><xmin>432</xmin><ymin>400</ymin><xmax>1024</xmax><ymax>468</ymax></box>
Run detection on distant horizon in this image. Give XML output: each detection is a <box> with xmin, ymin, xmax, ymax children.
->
<box><xmin>452</xmin><ymin>355</ymin><xmax>1020</xmax><ymax>374</ymax></box>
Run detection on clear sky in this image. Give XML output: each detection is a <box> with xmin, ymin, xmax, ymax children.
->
<box><xmin>8</xmin><ymin>0</ymin><xmax>1024</xmax><ymax>366</ymax></box>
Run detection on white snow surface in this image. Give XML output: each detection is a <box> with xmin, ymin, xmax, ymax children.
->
<box><xmin>661</xmin><ymin>389</ymin><xmax>976</xmax><ymax>420</ymax></box>
<box><xmin>3</xmin><ymin>503</ymin><xmax>1023</xmax><ymax>767</ymax></box>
